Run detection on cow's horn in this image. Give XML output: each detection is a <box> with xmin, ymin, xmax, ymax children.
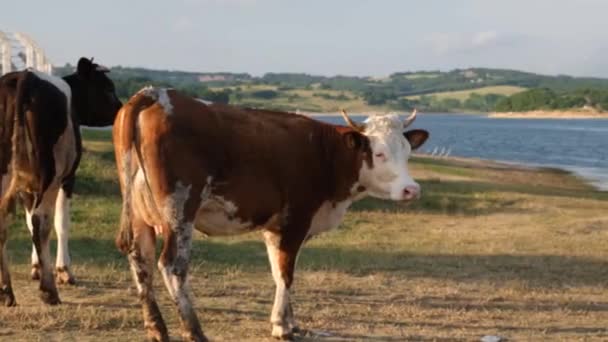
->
<box><xmin>340</xmin><ymin>109</ymin><xmax>365</xmax><ymax>132</ymax></box>
<box><xmin>403</xmin><ymin>109</ymin><xmax>417</xmax><ymax>128</ymax></box>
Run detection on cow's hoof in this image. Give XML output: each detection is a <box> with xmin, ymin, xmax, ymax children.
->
<box><xmin>56</xmin><ymin>267</ymin><xmax>76</xmax><ymax>285</ymax></box>
<box><xmin>0</xmin><ymin>287</ymin><xmax>16</xmax><ymax>307</ymax></box>
<box><xmin>40</xmin><ymin>290</ymin><xmax>61</xmax><ymax>305</ymax></box>
<box><xmin>145</xmin><ymin>326</ymin><xmax>170</xmax><ymax>342</ymax></box>
<box><xmin>182</xmin><ymin>332</ymin><xmax>209</xmax><ymax>342</ymax></box>
<box><xmin>31</xmin><ymin>264</ymin><xmax>41</xmax><ymax>280</ymax></box>
<box><xmin>145</xmin><ymin>333</ymin><xmax>168</xmax><ymax>342</ymax></box>
<box><xmin>275</xmin><ymin>333</ymin><xmax>294</xmax><ymax>341</ymax></box>
<box><xmin>272</xmin><ymin>325</ymin><xmax>294</xmax><ymax>340</ymax></box>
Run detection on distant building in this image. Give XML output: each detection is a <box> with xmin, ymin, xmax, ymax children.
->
<box><xmin>198</xmin><ymin>74</ymin><xmax>228</xmax><ymax>82</ymax></box>
<box><xmin>462</xmin><ymin>69</ymin><xmax>478</xmax><ymax>79</ymax></box>
<box><xmin>0</xmin><ymin>31</ymin><xmax>52</xmax><ymax>76</ymax></box>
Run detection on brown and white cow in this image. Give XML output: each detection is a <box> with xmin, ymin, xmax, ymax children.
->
<box><xmin>113</xmin><ymin>87</ymin><xmax>428</xmax><ymax>341</ymax></box>
<box><xmin>0</xmin><ymin>57</ymin><xmax>121</xmax><ymax>305</ymax></box>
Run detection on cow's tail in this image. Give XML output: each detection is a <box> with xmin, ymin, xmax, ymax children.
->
<box><xmin>0</xmin><ymin>72</ymin><xmax>35</xmax><ymax>217</ymax></box>
<box><xmin>114</xmin><ymin>91</ymin><xmax>156</xmax><ymax>254</ymax></box>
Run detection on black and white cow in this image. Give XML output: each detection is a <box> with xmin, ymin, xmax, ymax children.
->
<box><xmin>0</xmin><ymin>57</ymin><xmax>121</xmax><ymax>305</ymax></box>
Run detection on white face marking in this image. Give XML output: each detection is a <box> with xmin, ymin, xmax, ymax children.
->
<box><xmin>137</xmin><ymin>86</ymin><xmax>174</xmax><ymax>115</ymax></box>
<box><xmin>308</xmin><ymin>200</ymin><xmax>351</xmax><ymax>238</ymax></box>
<box><xmin>359</xmin><ymin>114</ymin><xmax>420</xmax><ymax>201</ymax></box>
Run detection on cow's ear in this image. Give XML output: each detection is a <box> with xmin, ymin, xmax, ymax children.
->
<box><xmin>343</xmin><ymin>131</ymin><xmax>366</xmax><ymax>150</ymax></box>
<box><xmin>76</xmin><ymin>57</ymin><xmax>94</xmax><ymax>78</ymax></box>
<box><xmin>404</xmin><ymin>129</ymin><xmax>429</xmax><ymax>150</ymax></box>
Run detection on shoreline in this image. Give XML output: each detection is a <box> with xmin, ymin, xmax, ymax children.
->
<box><xmin>303</xmin><ymin>110</ymin><xmax>608</xmax><ymax>119</ymax></box>
<box><xmin>414</xmin><ymin>154</ymin><xmax>608</xmax><ymax>192</ymax></box>
<box><xmin>488</xmin><ymin>109</ymin><xmax>608</xmax><ymax>119</ymax></box>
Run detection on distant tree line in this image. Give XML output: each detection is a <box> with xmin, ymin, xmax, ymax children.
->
<box><xmin>495</xmin><ymin>88</ymin><xmax>608</xmax><ymax>112</ymax></box>
<box><xmin>111</xmin><ymin>77</ymin><xmax>231</xmax><ymax>104</ymax></box>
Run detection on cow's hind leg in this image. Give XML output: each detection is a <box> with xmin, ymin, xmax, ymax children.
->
<box><xmin>158</xmin><ymin>220</ymin><xmax>207</xmax><ymax>342</ymax></box>
<box><xmin>263</xmin><ymin>229</ymin><xmax>307</xmax><ymax>340</ymax></box>
<box><xmin>54</xmin><ymin>186</ymin><xmax>75</xmax><ymax>285</ymax></box>
<box><xmin>128</xmin><ymin>218</ymin><xmax>169</xmax><ymax>342</ymax></box>
<box><xmin>27</xmin><ymin>213</ymin><xmax>41</xmax><ymax>281</ymax></box>
<box><xmin>30</xmin><ymin>186</ymin><xmax>76</xmax><ymax>284</ymax></box>
<box><xmin>27</xmin><ymin>202</ymin><xmax>61</xmax><ymax>305</ymax></box>
<box><xmin>0</xmin><ymin>219</ymin><xmax>15</xmax><ymax>306</ymax></box>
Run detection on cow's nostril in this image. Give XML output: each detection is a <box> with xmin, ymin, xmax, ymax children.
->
<box><xmin>403</xmin><ymin>186</ymin><xmax>420</xmax><ymax>200</ymax></box>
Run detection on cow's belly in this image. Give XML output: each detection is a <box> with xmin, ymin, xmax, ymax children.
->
<box><xmin>307</xmin><ymin>200</ymin><xmax>352</xmax><ymax>238</ymax></box>
<box><xmin>194</xmin><ymin>197</ymin><xmax>255</xmax><ymax>236</ymax></box>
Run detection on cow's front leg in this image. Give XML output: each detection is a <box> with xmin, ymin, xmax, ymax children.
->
<box><xmin>263</xmin><ymin>229</ymin><xmax>307</xmax><ymax>340</ymax></box>
<box><xmin>27</xmin><ymin>202</ymin><xmax>61</xmax><ymax>305</ymax></box>
<box><xmin>54</xmin><ymin>187</ymin><xmax>75</xmax><ymax>284</ymax></box>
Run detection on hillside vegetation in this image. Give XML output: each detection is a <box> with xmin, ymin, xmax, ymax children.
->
<box><xmin>495</xmin><ymin>88</ymin><xmax>608</xmax><ymax>112</ymax></box>
<box><xmin>53</xmin><ymin>64</ymin><xmax>608</xmax><ymax>114</ymax></box>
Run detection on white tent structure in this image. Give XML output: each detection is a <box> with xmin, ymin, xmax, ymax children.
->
<box><xmin>0</xmin><ymin>31</ymin><xmax>52</xmax><ymax>76</ymax></box>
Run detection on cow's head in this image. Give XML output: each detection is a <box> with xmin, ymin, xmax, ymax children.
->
<box><xmin>342</xmin><ymin>110</ymin><xmax>429</xmax><ymax>201</ymax></box>
<box><xmin>68</xmin><ymin>57</ymin><xmax>122</xmax><ymax>127</ymax></box>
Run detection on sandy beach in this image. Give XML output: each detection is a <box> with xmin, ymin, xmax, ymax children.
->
<box><xmin>488</xmin><ymin>109</ymin><xmax>608</xmax><ymax>119</ymax></box>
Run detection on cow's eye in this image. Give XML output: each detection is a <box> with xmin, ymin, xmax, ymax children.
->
<box><xmin>375</xmin><ymin>153</ymin><xmax>386</xmax><ymax>160</ymax></box>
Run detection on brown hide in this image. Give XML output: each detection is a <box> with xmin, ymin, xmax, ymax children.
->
<box><xmin>114</xmin><ymin>89</ymin><xmax>372</xmax><ymax>244</ymax></box>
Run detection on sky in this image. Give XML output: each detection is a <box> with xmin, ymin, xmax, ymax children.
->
<box><xmin>2</xmin><ymin>0</ymin><xmax>608</xmax><ymax>77</ymax></box>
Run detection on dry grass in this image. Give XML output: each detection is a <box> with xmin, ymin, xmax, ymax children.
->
<box><xmin>0</xmin><ymin>130</ymin><xmax>607</xmax><ymax>341</ymax></box>
<box><xmin>211</xmin><ymin>84</ymin><xmax>527</xmax><ymax>114</ymax></box>
<box><xmin>408</xmin><ymin>86</ymin><xmax>527</xmax><ymax>101</ymax></box>
<box><xmin>211</xmin><ymin>84</ymin><xmax>384</xmax><ymax>114</ymax></box>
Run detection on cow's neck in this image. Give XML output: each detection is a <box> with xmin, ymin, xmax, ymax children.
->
<box><xmin>62</xmin><ymin>74</ymin><xmax>82</xmax><ymax>125</ymax></box>
<box><xmin>322</xmin><ymin>126</ymin><xmax>365</xmax><ymax>204</ymax></box>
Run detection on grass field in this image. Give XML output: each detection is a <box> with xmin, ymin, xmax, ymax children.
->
<box><xmin>213</xmin><ymin>84</ymin><xmax>384</xmax><ymax>114</ymax></box>
<box><xmin>212</xmin><ymin>84</ymin><xmax>527</xmax><ymax>114</ymax></box>
<box><xmin>407</xmin><ymin>86</ymin><xmax>527</xmax><ymax>101</ymax></box>
<box><xmin>0</xmin><ymin>129</ymin><xmax>607</xmax><ymax>341</ymax></box>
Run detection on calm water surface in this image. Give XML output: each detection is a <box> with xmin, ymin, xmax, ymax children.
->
<box><xmin>317</xmin><ymin>113</ymin><xmax>608</xmax><ymax>190</ymax></box>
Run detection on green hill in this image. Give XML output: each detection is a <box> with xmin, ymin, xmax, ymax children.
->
<box><xmin>53</xmin><ymin>64</ymin><xmax>608</xmax><ymax>113</ymax></box>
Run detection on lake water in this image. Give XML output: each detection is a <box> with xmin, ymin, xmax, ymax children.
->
<box><xmin>316</xmin><ymin>113</ymin><xmax>608</xmax><ymax>191</ymax></box>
